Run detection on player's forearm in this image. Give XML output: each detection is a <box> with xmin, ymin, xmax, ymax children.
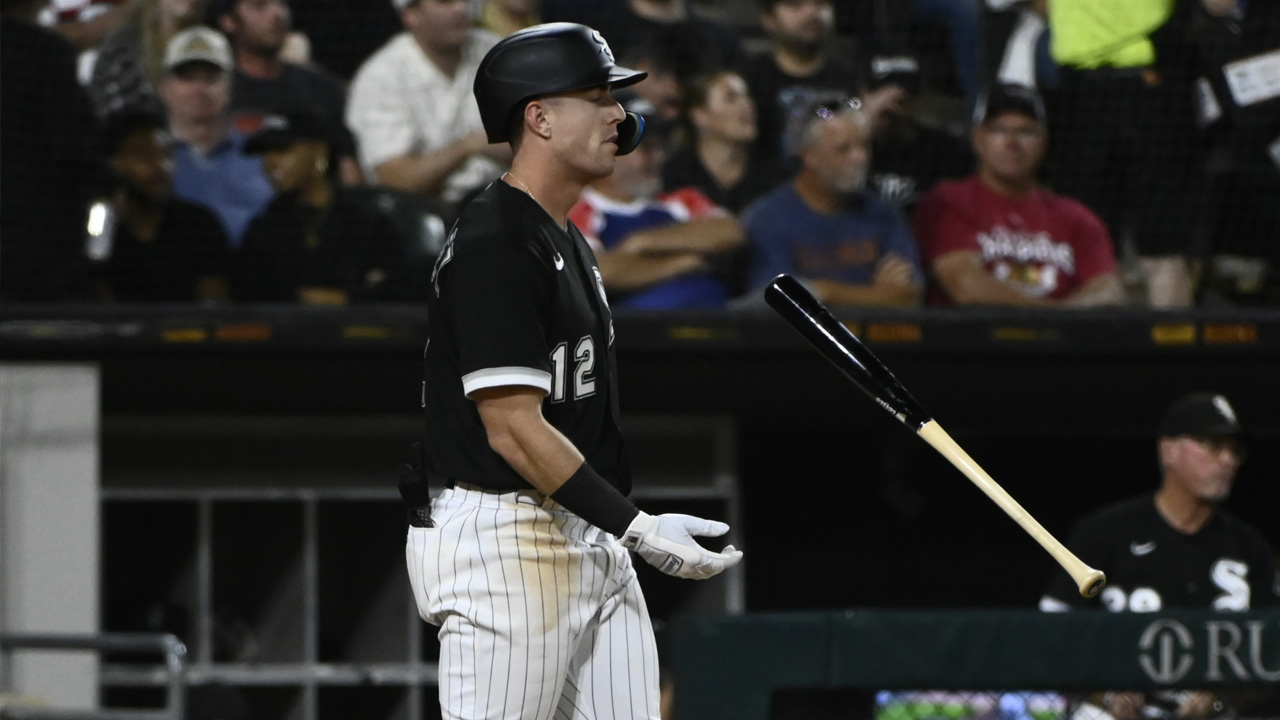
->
<box><xmin>812</xmin><ymin>278</ymin><xmax>922</xmax><ymax>308</ymax></box>
<box><xmin>596</xmin><ymin>250</ymin><xmax>706</xmax><ymax>292</ymax></box>
<box><xmin>624</xmin><ymin>217</ymin><xmax>743</xmax><ymax>255</ymax></box>
<box><xmin>473</xmin><ymin>387</ymin><xmax>639</xmax><ymax>534</ymax></box>
<box><xmin>1063</xmin><ymin>274</ymin><xmax>1126</xmax><ymax>307</ymax></box>
<box><xmin>477</xmin><ymin>400</ymin><xmax>584</xmax><ymax>496</ymax></box>
<box><xmin>373</xmin><ymin>140</ymin><xmax>475</xmax><ymax>197</ymax></box>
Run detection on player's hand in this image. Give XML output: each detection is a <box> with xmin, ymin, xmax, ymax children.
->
<box><xmin>621</xmin><ymin>512</ymin><xmax>743</xmax><ymax>580</ymax></box>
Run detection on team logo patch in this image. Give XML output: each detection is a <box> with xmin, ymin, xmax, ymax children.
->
<box><xmin>1130</xmin><ymin>541</ymin><xmax>1157</xmax><ymax>556</ymax></box>
<box><xmin>1212</xmin><ymin>395</ymin><xmax>1237</xmax><ymax>423</ymax></box>
<box><xmin>590</xmin><ymin>30</ymin><xmax>615</xmax><ymax>63</ymax></box>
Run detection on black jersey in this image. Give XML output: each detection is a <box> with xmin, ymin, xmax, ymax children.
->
<box><xmin>1041</xmin><ymin>494</ymin><xmax>1280</xmax><ymax>612</ymax></box>
<box><xmin>421</xmin><ymin>181</ymin><xmax>632</xmax><ymax>493</ymax></box>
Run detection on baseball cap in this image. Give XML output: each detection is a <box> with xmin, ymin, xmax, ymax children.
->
<box><xmin>975</xmin><ymin>83</ymin><xmax>1046</xmax><ymax>125</ymax></box>
<box><xmin>243</xmin><ymin>113</ymin><xmax>331</xmax><ymax>154</ymax></box>
<box><xmin>164</xmin><ymin>27</ymin><xmax>233</xmax><ymax>73</ymax></box>
<box><xmin>868</xmin><ymin>54</ymin><xmax>921</xmax><ymax>95</ymax></box>
<box><xmin>1159</xmin><ymin>393</ymin><xmax>1243</xmax><ymax>438</ymax></box>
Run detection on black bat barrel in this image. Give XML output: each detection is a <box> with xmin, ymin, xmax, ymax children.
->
<box><xmin>764</xmin><ymin>274</ymin><xmax>933</xmax><ymax>430</ymax></box>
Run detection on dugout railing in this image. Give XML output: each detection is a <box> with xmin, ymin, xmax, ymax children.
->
<box><xmin>670</xmin><ymin>609</ymin><xmax>1280</xmax><ymax>720</ymax></box>
<box><xmin>0</xmin><ymin>633</ymin><xmax>186</xmax><ymax>720</ymax></box>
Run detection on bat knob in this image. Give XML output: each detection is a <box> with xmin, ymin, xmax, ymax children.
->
<box><xmin>1079</xmin><ymin>570</ymin><xmax>1106</xmax><ymax>598</ymax></box>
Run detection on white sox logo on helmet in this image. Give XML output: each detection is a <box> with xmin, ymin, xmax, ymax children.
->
<box><xmin>590</xmin><ymin>29</ymin><xmax>615</xmax><ymax>63</ymax></box>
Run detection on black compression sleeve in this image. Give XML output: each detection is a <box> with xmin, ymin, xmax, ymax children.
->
<box><xmin>551</xmin><ymin>463</ymin><xmax>640</xmax><ymax>536</ymax></box>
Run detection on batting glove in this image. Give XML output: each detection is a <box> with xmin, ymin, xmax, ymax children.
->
<box><xmin>621</xmin><ymin>512</ymin><xmax>743</xmax><ymax>580</ymax></box>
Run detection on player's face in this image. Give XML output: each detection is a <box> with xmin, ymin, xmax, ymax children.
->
<box><xmin>543</xmin><ymin>87</ymin><xmax>627</xmax><ymax>181</ymax></box>
<box><xmin>227</xmin><ymin>0</ymin><xmax>290</xmax><ymax>54</ymax></box>
<box><xmin>262</xmin><ymin>141</ymin><xmax>326</xmax><ymax>192</ymax></box>
<box><xmin>692</xmin><ymin>72</ymin><xmax>756</xmax><ymax>144</ymax></box>
<box><xmin>974</xmin><ymin>112</ymin><xmax>1046</xmax><ymax>184</ymax></box>
<box><xmin>404</xmin><ymin>0</ymin><xmax>471</xmax><ymax>52</ymax></box>
<box><xmin>161</xmin><ymin>62</ymin><xmax>232</xmax><ymax>122</ymax></box>
<box><xmin>763</xmin><ymin>0</ymin><xmax>834</xmax><ymax>49</ymax></box>
<box><xmin>802</xmin><ymin>113</ymin><xmax>869</xmax><ymax>194</ymax></box>
<box><xmin>112</xmin><ymin>129</ymin><xmax>174</xmax><ymax>203</ymax></box>
<box><xmin>1161</xmin><ymin>435</ymin><xmax>1244</xmax><ymax>502</ymax></box>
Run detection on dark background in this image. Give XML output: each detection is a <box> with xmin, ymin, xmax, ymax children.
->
<box><xmin>4</xmin><ymin>305</ymin><xmax>1278</xmax><ymax>616</ymax></box>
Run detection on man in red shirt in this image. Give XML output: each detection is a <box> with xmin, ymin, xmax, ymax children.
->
<box><xmin>913</xmin><ymin>84</ymin><xmax>1126</xmax><ymax>307</ymax></box>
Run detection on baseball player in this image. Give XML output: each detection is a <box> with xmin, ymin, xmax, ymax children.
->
<box><xmin>1040</xmin><ymin>392</ymin><xmax>1279</xmax><ymax>720</ymax></box>
<box><xmin>401</xmin><ymin>23</ymin><xmax>744</xmax><ymax>720</ymax></box>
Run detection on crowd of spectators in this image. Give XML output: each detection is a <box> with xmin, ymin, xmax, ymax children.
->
<box><xmin>2</xmin><ymin>0</ymin><xmax>1277</xmax><ymax>307</ymax></box>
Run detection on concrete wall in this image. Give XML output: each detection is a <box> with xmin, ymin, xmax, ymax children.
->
<box><xmin>0</xmin><ymin>364</ymin><xmax>100</xmax><ymax>709</ymax></box>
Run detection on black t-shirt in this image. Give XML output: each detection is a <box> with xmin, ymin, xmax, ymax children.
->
<box><xmin>662</xmin><ymin>145</ymin><xmax>786</xmax><ymax>215</ymax></box>
<box><xmin>1041</xmin><ymin>494</ymin><xmax>1280</xmax><ymax>612</ymax></box>
<box><xmin>422</xmin><ymin>182</ymin><xmax>631</xmax><ymax>493</ymax></box>
<box><xmin>869</xmin><ymin>121</ymin><xmax>973</xmax><ymax>218</ymax></box>
<box><xmin>743</xmin><ymin>50</ymin><xmax>867</xmax><ymax>166</ymax></box>
<box><xmin>233</xmin><ymin>188</ymin><xmax>403</xmax><ymax>302</ymax></box>
<box><xmin>95</xmin><ymin>199</ymin><xmax>232</xmax><ymax>303</ymax></box>
<box><xmin>230</xmin><ymin>65</ymin><xmax>354</xmax><ymax>154</ymax></box>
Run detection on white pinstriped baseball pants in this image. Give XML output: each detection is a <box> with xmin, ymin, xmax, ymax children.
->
<box><xmin>406</xmin><ymin>484</ymin><xmax>662</xmax><ymax>720</ymax></box>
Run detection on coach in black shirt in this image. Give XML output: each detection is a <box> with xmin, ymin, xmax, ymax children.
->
<box><xmin>1041</xmin><ymin>392</ymin><xmax>1278</xmax><ymax>720</ymax></box>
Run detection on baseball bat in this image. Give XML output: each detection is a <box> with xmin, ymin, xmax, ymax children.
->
<box><xmin>764</xmin><ymin>274</ymin><xmax>1105</xmax><ymax>598</ymax></box>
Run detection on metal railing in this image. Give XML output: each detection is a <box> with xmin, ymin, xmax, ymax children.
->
<box><xmin>0</xmin><ymin>633</ymin><xmax>186</xmax><ymax>720</ymax></box>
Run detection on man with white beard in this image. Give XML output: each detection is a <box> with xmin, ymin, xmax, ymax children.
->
<box><xmin>742</xmin><ymin>96</ymin><xmax>922</xmax><ymax>308</ymax></box>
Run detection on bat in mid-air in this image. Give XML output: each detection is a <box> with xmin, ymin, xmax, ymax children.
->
<box><xmin>764</xmin><ymin>274</ymin><xmax>1105</xmax><ymax>598</ymax></box>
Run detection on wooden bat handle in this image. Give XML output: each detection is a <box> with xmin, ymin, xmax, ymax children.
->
<box><xmin>917</xmin><ymin>421</ymin><xmax>1106</xmax><ymax>598</ymax></box>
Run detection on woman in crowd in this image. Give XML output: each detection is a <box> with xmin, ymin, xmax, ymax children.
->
<box><xmin>663</xmin><ymin>70</ymin><xmax>780</xmax><ymax>214</ymax></box>
<box><xmin>233</xmin><ymin>112</ymin><xmax>406</xmax><ymax>304</ymax></box>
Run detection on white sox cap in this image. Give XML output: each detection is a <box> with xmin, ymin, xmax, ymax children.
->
<box><xmin>1159</xmin><ymin>393</ymin><xmax>1243</xmax><ymax>438</ymax></box>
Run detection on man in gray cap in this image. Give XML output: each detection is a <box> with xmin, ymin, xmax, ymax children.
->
<box><xmin>1040</xmin><ymin>392</ymin><xmax>1278</xmax><ymax>720</ymax></box>
<box><xmin>160</xmin><ymin>26</ymin><xmax>272</xmax><ymax>247</ymax></box>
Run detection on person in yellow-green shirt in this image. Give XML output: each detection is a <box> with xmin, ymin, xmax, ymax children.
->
<box><xmin>1045</xmin><ymin>0</ymin><xmax>1204</xmax><ymax>308</ymax></box>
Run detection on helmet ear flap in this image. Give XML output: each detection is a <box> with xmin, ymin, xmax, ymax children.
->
<box><xmin>615</xmin><ymin>111</ymin><xmax>645</xmax><ymax>156</ymax></box>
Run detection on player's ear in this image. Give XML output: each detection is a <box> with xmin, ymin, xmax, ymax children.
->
<box><xmin>1157</xmin><ymin>437</ymin><xmax>1178</xmax><ymax>470</ymax></box>
<box><xmin>525</xmin><ymin>100</ymin><xmax>553</xmax><ymax>141</ymax></box>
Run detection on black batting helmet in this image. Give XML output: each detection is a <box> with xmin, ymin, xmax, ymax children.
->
<box><xmin>474</xmin><ymin>23</ymin><xmax>648</xmax><ymax>154</ymax></box>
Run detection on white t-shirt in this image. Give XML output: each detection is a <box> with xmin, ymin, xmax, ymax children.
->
<box><xmin>347</xmin><ymin>30</ymin><xmax>504</xmax><ymax>204</ymax></box>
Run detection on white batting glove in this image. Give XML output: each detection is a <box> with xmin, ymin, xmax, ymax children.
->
<box><xmin>621</xmin><ymin>512</ymin><xmax>743</xmax><ymax>580</ymax></box>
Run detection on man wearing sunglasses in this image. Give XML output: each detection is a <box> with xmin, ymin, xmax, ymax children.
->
<box><xmin>1040</xmin><ymin>392</ymin><xmax>1278</xmax><ymax>720</ymax></box>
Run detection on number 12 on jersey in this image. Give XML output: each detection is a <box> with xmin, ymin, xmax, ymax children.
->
<box><xmin>549</xmin><ymin>336</ymin><xmax>596</xmax><ymax>403</ymax></box>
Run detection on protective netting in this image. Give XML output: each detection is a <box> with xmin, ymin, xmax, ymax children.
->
<box><xmin>4</xmin><ymin>0</ymin><xmax>1277</xmax><ymax>307</ymax></box>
